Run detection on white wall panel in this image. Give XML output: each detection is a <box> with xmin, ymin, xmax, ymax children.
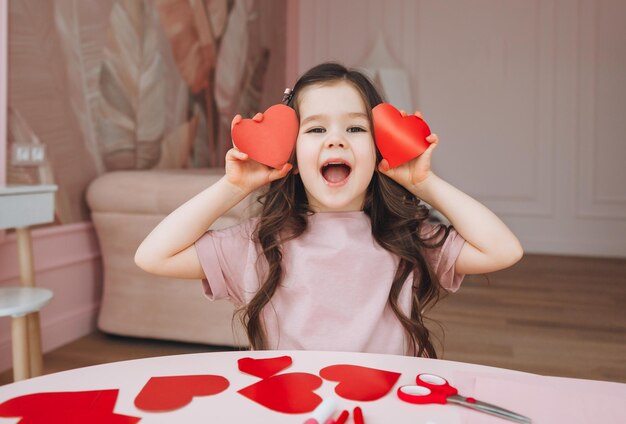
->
<box><xmin>295</xmin><ymin>0</ymin><xmax>626</xmax><ymax>257</ymax></box>
<box><xmin>576</xmin><ymin>0</ymin><xmax>626</xmax><ymax>220</ymax></box>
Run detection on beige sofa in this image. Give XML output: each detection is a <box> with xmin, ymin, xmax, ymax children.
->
<box><xmin>86</xmin><ymin>169</ymin><xmax>255</xmax><ymax>347</ymax></box>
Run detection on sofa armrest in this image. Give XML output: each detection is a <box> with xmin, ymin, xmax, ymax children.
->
<box><xmin>87</xmin><ymin>169</ymin><xmax>254</xmax><ymax>347</ymax></box>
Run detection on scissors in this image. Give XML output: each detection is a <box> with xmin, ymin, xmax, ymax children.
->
<box><xmin>397</xmin><ymin>373</ymin><xmax>532</xmax><ymax>423</ymax></box>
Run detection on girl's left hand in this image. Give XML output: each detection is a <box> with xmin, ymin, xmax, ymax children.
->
<box><xmin>377</xmin><ymin>110</ymin><xmax>438</xmax><ymax>191</ymax></box>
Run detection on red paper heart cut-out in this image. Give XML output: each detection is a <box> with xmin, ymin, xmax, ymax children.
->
<box><xmin>0</xmin><ymin>389</ymin><xmax>140</xmax><ymax>424</ymax></box>
<box><xmin>320</xmin><ymin>364</ymin><xmax>401</xmax><ymax>401</ymax></box>
<box><xmin>232</xmin><ymin>104</ymin><xmax>298</xmax><ymax>169</ymax></box>
<box><xmin>373</xmin><ymin>103</ymin><xmax>431</xmax><ymax>168</ymax></box>
<box><xmin>238</xmin><ymin>372</ymin><xmax>323</xmax><ymax>414</ymax></box>
<box><xmin>238</xmin><ymin>355</ymin><xmax>293</xmax><ymax>379</ymax></box>
<box><xmin>134</xmin><ymin>374</ymin><xmax>229</xmax><ymax>412</ymax></box>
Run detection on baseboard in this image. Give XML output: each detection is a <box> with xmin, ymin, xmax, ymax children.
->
<box><xmin>518</xmin><ymin>234</ymin><xmax>626</xmax><ymax>258</ymax></box>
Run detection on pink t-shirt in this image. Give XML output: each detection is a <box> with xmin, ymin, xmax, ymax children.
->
<box><xmin>195</xmin><ymin>211</ymin><xmax>465</xmax><ymax>355</ymax></box>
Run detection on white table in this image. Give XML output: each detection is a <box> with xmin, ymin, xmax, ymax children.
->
<box><xmin>0</xmin><ymin>350</ymin><xmax>624</xmax><ymax>423</ymax></box>
<box><xmin>0</xmin><ymin>184</ymin><xmax>57</xmax><ymax>381</ymax></box>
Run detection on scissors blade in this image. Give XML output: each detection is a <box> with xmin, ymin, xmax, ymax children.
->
<box><xmin>448</xmin><ymin>395</ymin><xmax>532</xmax><ymax>423</ymax></box>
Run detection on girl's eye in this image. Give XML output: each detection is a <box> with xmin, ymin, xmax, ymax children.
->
<box><xmin>305</xmin><ymin>126</ymin><xmax>366</xmax><ymax>134</ymax></box>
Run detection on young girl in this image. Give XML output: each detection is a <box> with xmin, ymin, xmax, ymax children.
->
<box><xmin>135</xmin><ymin>62</ymin><xmax>523</xmax><ymax>358</ymax></box>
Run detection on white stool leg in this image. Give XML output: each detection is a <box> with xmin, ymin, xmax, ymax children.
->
<box><xmin>16</xmin><ymin>227</ymin><xmax>35</xmax><ymax>287</ymax></box>
<box><xmin>27</xmin><ymin>312</ymin><xmax>44</xmax><ymax>376</ymax></box>
<box><xmin>16</xmin><ymin>227</ymin><xmax>45</xmax><ymax>377</ymax></box>
<box><xmin>12</xmin><ymin>315</ymin><xmax>30</xmax><ymax>381</ymax></box>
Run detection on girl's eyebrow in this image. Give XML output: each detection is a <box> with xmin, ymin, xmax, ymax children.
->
<box><xmin>300</xmin><ymin>112</ymin><xmax>368</xmax><ymax>127</ymax></box>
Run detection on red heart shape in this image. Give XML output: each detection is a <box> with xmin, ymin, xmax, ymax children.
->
<box><xmin>134</xmin><ymin>374</ymin><xmax>229</xmax><ymax>412</ymax></box>
<box><xmin>320</xmin><ymin>364</ymin><xmax>401</xmax><ymax>401</ymax></box>
<box><xmin>238</xmin><ymin>372</ymin><xmax>323</xmax><ymax>414</ymax></box>
<box><xmin>0</xmin><ymin>389</ymin><xmax>140</xmax><ymax>423</ymax></box>
<box><xmin>373</xmin><ymin>103</ymin><xmax>431</xmax><ymax>168</ymax></box>
<box><xmin>232</xmin><ymin>104</ymin><xmax>298</xmax><ymax>169</ymax></box>
<box><xmin>238</xmin><ymin>355</ymin><xmax>293</xmax><ymax>379</ymax></box>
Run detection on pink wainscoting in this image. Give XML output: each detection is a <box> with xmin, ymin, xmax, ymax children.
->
<box><xmin>0</xmin><ymin>222</ymin><xmax>102</xmax><ymax>373</ymax></box>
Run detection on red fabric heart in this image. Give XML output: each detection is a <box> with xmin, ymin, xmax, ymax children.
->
<box><xmin>238</xmin><ymin>355</ymin><xmax>293</xmax><ymax>379</ymax></box>
<box><xmin>373</xmin><ymin>103</ymin><xmax>431</xmax><ymax>168</ymax></box>
<box><xmin>320</xmin><ymin>364</ymin><xmax>401</xmax><ymax>401</ymax></box>
<box><xmin>0</xmin><ymin>389</ymin><xmax>140</xmax><ymax>424</ymax></box>
<box><xmin>238</xmin><ymin>372</ymin><xmax>323</xmax><ymax>414</ymax></box>
<box><xmin>232</xmin><ymin>104</ymin><xmax>298</xmax><ymax>169</ymax></box>
<box><xmin>134</xmin><ymin>374</ymin><xmax>229</xmax><ymax>412</ymax></box>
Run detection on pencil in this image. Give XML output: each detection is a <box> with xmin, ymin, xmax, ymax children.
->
<box><xmin>353</xmin><ymin>406</ymin><xmax>364</xmax><ymax>424</ymax></box>
<box><xmin>335</xmin><ymin>410</ymin><xmax>349</xmax><ymax>424</ymax></box>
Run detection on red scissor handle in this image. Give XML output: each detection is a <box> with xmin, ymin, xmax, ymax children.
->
<box><xmin>397</xmin><ymin>385</ymin><xmax>448</xmax><ymax>404</ymax></box>
<box><xmin>397</xmin><ymin>374</ymin><xmax>461</xmax><ymax>405</ymax></box>
<box><xmin>416</xmin><ymin>373</ymin><xmax>458</xmax><ymax>396</ymax></box>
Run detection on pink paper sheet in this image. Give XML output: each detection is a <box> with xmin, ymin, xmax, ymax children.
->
<box><xmin>453</xmin><ymin>372</ymin><xmax>626</xmax><ymax>424</ymax></box>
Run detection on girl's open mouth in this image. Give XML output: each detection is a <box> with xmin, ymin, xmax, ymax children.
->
<box><xmin>321</xmin><ymin>160</ymin><xmax>352</xmax><ymax>186</ymax></box>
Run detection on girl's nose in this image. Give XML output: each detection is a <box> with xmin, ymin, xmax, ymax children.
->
<box><xmin>326</xmin><ymin>134</ymin><xmax>346</xmax><ymax>149</ymax></box>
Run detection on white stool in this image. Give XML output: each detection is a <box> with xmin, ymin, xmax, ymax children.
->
<box><xmin>0</xmin><ymin>287</ymin><xmax>53</xmax><ymax>381</ymax></box>
<box><xmin>0</xmin><ymin>185</ymin><xmax>57</xmax><ymax>381</ymax></box>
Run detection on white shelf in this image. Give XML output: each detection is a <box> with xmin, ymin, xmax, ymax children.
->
<box><xmin>0</xmin><ymin>184</ymin><xmax>58</xmax><ymax>229</ymax></box>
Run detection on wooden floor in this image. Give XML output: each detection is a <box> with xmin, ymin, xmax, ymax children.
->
<box><xmin>1</xmin><ymin>254</ymin><xmax>625</xmax><ymax>386</ymax></box>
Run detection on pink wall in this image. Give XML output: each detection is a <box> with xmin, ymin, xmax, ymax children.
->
<box><xmin>286</xmin><ymin>0</ymin><xmax>299</xmax><ymax>86</ymax></box>
<box><xmin>0</xmin><ymin>0</ymin><xmax>295</xmax><ymax>374</ymax></box>
<box><xmin>0</xmin><ymin>1</ymin><xmax>102</xmax><ymax>370</ymax></box>
<box><xmin>1</xmin><ymin>0</ymin><xmax>7</xmax><ymax>187</ymax></box>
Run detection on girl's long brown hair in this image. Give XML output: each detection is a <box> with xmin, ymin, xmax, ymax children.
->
<box><xmin>239</xmin><ymin>62</ymin><xmax>451</xmax><ymax>357</ymax></box>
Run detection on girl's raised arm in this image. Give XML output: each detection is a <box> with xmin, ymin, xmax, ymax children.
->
<box><xmin>134</xmin><ymin>113</ymin><xmax>292</xmax><ymax>279</ymax></box>
<box><xmin>378</xmin><ymin>111</ymin><xmax>523</xmax><ymax>275</ymax></box>
<box><xmin>409</xmin><ymin>174</ymin><xmax>523</xmax><ymax>275</ymax></box>
<box><xmin>134</xmin><ymin>174</ymin><xmax>252</xmax><ymax>279</ymax></box>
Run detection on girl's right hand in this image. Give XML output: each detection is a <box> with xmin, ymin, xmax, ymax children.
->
<box><xmin>225</xmin><ymin>113</ymin><xmax>293</xmax><ymax>194</ymax></box>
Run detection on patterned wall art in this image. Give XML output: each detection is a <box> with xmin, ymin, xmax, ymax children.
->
<box><xmin>7</xmin><ymin>0</ymin><xmax>286</xmax><ymax>223</ymax></box>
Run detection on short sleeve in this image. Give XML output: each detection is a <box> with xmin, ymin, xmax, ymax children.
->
<box><xmin>419</xmin><ymin>222</ymin><xmax>466</xmax><ymax>292</ymax></box>
<box><xmin>194</xmin><ymin>219</ymin><xmax>257</xmax><ymax>304</ymax></box>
